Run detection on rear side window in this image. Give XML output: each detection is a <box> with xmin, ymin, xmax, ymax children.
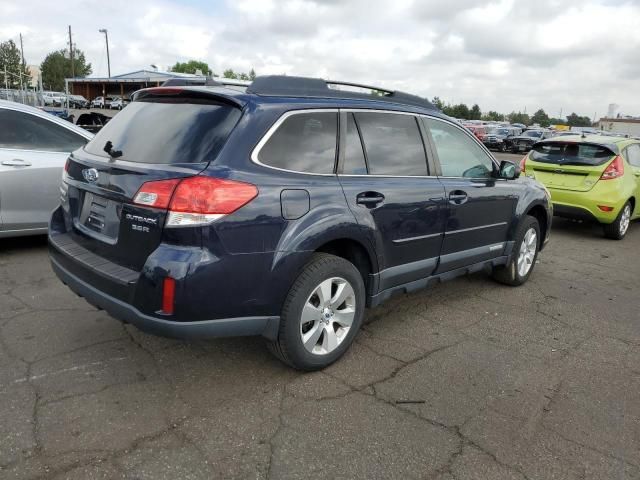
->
<box><xmin>354</xmin><ymin>112</ymin><xmax>427</xmax><ymax>176</ymax></box>
<box><xmin>259</xmin><ymin>112</ymin><xmax>337</xmax><ymax>174</ymax></box>
<box><xmin>530</xmin><ymin>142</ymin><xmax>615</xmax><ymax>166</ymax></box>
<box><xmin>624</xmin><ymin>144</ymin><xmax>640</xmax><ymax>167</ymax></box>
<box><xmin>85</xmin><ymin>101</ymin><xmax>241</xmax><ymax>164</ymax></box>
<box><xmin>0</xmin><ymin>109</ymin><xmax>87</xmax><ymax>152</ymax></box>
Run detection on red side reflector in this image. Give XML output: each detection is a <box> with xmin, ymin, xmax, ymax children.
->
<box><xmin>162</xmin><ymin>277</ymin><xmax>176</xmax><ymax>315</ymax></box>
<box><xmin>598</xmin><ymin>205</ymin><xmax>614</xmax><ymax>212</ymax></box>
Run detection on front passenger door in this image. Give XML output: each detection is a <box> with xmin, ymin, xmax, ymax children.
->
<box><xmin>423</xmin><ymin>117</ymin><xmax>519</xmax><ymax>273</ymax></box>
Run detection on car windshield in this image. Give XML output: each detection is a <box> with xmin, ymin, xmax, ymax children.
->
<box><xmin>530</xmin><ymin>142</ymin><xmax>615</xmax><ymax>166</ymax></box>
<box><xmin>524</xmin><ymin>131</ymin><xmax>543</xmax><ymax>137</ymax></box>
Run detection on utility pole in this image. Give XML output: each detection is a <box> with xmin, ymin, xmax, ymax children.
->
<box><xmin>68</xmin><ymin>26</ymin><xmax>74</xmax><ymax>77</ymax></box>
<box><xmin>19</xmin><ymin>33</ymin><xmax>25</xmax><ymax>65</ymax></box>
<box><xmin>99</xmin><ymin>29</ymin><xmax>111</xmax><ymax>77</ymax></box>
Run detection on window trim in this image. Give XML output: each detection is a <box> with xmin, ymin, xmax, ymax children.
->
<box><xmin>250</xmin><ymin>108</ymin><xmax>340</xmax><ymax>176</ymax></box>
<box><xmin>250</xmin><ymin>107</ymin><xmax>500</xmax><ymax>179</ymax></box>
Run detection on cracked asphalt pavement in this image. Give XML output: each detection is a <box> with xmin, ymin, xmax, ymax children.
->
<box><xmin>1</xmin><ymin>217</ymin><xmax>639</xmax><ymax>479</ymax></box>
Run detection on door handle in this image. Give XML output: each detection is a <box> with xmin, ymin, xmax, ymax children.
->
<box><xmin>1</xmin><ymin>159</ymin><xmax>32</xmax><ymax>167</ymax></box>
<box><xmin>356</xmin><ymin>192</ymin><xmax>385</xmax><ymax>208</ymax></box>
<box><xmin>448</xmin><ymin>190</ymin><xmax>468</xmax><ymax>205</ymax></box>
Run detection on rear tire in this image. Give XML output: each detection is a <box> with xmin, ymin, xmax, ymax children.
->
<box><xmin>492</xmin><ymin>216</ymin><xmax>540</xmax><ymax>286</ymax></box>
<box><xmin>267</xmin><ymin>253</ymin><xmax>365</xmax><ymax>370</ymax></box>
<box><xmin>603</xmin><ymin>202</ymin><xmax>632</xmax><ymax>240</ymax></box>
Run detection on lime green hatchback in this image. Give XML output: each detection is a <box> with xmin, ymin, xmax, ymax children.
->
<box><xmin>521</xmin><ymin>135</ymin><xmax>640</xmax><ymax>239</ymax></box>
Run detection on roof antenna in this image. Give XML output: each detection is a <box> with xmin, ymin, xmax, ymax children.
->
<box><xmin>581</xmin><ymin>130</ymin><xmax>587</xmax><ymax>139</ymax></box>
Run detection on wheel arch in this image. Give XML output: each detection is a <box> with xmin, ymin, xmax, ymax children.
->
<box><xmin>314</xmin><ymin>237</ymin><xmax>376</xmax><ymax>295</ymax></box>
<box><xmin>525</xmin><ymin>203</ymin><xmax>549</xmax><ymax>248</ymax></box>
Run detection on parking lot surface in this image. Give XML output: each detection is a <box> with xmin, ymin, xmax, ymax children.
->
<box><xmin>1</xmin><ymin>209</ymin><xmax>639</xmax><ymax>478</ymax></box>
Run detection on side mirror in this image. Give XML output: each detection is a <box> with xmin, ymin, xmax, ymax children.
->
<box><xmin>499</xmin><ymin>160</ymin><xmax>520</xmax><ymax>180</ymax></box>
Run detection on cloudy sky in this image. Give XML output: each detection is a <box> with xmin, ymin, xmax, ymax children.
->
<box><xmin>2</xmin><ymin>0</ymin><xmax>639</xmax><ymax>118</ymax></box>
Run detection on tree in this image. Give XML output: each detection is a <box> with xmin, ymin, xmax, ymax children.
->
<box><xmin>40</xmin><ymin>49</ymin><xmax>91</xmax><ymax>91</ymax></box>
<box><xmin>223</xmin><ymin>69</ymin><xmax>238</xmax><ymax>79</ymax></box>
<box><xmin>566</xmin><ymin>112</ymin><xmax>592</xmax><ymax>127</ymax></box>
<box><xmin>531</xmin><ymin>109</ymin><xmax>550</xmax><ymax>127</ymax></box>
<box><xmin>482</xmin><ymin>111</ymin><xmax>505</xmax><ymax>122</ymax></box>
<box><xmin>249</xmin><ymin>68</ymin><xmax>256</xmax><ymax>81</ymax></box>
<box><xmin>548</xmin><ymin>117</ymin><xmax>566</xmax><ymax>126</ymax></box>
<box><xmin>0</xmin><ymin>39</ymin><xmax>30</xmax><ymax>89</ymax></box>
<box><xmin>469</xmin><ymin>104</ymin><xmax>482</xmax><ymax>120</ymax></box>
<box><xmin>508</xmin><ymin>111</ymin><xmax>530</xmax><ymax>125</ymax></box>
<box><xmin>171</xmin><ymin>60</ymin><xmax>212</xmax><ymax>76</ymax></box>
<box><xmin>239</xmin><ymin>72</ymin><xmax>249</xmax><ymax>81</ymax></box>
<box><xmin>431</xmin><ymin>96</ymin><xmax>445</xmax><ymax>111</ymax></box>
<box><xmin>445</xmin><ymin>103</ymin><xmax>471</xmax><ymax>119</ymax></box>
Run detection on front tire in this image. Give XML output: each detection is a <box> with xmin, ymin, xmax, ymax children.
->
<box><xmin>492</xmin><ymin>216</ymin><xmax>540</xmax><ymax>286</ymax></box>
<box><xmin>267</xmin><ymin>253</ymin><xmax>365</xmax><ymax>370</ymax></box>
<box><xmin>603</xmin><ymin>202</ymin><xmax>632</xmax><ymax>240</ymax></box>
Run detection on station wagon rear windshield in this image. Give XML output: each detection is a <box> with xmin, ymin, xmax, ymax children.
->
<box><xmin>530</xmin><ymin>142</ymin><xmax>615</xmax><ymax>166</ymax></box>
<box><xmin>84</xmin><ymin>100</ymin><xmax>241</xmax><ymax>164</ymax></box>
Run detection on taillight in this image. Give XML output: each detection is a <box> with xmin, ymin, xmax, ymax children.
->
<box><xmin>133</xmin><ymin>178</ymin><xmax>181</xmax><ymax>209</ymax></box>
<box><xmin>133</xmin><ymin>176</ymin><xmax>258</xmax><ymax>227</ymax></box>
<box><xmin>519</xmin><ymin>155</ymin><xmax>527</xmax><ymax>174</ymax></box>
<box><xmin>144</xmin><ymin>87</ymin><xmax>183</xmax><ymax>95</ymax></box>
<box><xmin>600</xmin><ymin>156</ymin><xmax>624</xmax><ymax>180</ymax></box>
<box><xmin>64</xmin><ymin>159</ymin><xmax>70</xmax><ymax>172</ymax></box>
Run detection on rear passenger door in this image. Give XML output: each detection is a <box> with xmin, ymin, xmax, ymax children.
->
<box><xmin>423</xmin><ymin>117</ymin><xmax>518</xmax><ymax>273</ymax></box>
<box><xmin>0</xmin><ymin>108</ymin><xmax>88</xmax><ymax>232</ymax></box>
<box><xmin>337</xmin><ymin>111</ymin><xmax>446</xmax><ymax>291</ymax></box>
<box><xmin>624</xmin><ymin>143</ymin><xmax>640</xmax><ymax>217</ymax></box>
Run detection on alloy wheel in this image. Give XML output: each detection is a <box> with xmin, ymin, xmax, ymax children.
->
<box><xmin>300</xmin><ymin>277</ymin><xmax>356</xmax><ymax>355</ymax></box>
<box><xmin>517</xmin><ymin>228</ymin><xmax>538</xmax><ymax>277</ymax></box>
<box><xmin>619</xmin><ymin>204</ymin><xmax>631</xmax><ymax>236</ymax></box>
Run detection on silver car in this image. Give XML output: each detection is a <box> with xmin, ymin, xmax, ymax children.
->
<box><xmin>0</xmin><ymin>100</ymin><xmax>93</xmax><ymax>238</ymax></box>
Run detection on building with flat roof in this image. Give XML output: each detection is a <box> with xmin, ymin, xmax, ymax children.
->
<box><xmin>597</xmin><ymin>117</ymin><xmax>640</xmax><ymax>137</ymax></box>
<box><xmin>65</xmin><ymin>69</ymin><xmax>203</xmax><ymax>100</ymax></box>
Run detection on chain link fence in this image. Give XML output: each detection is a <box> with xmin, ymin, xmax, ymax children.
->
<box><xmin>0</xmin><ymin>89</ymin><xmax>45</xmax><ymax>107</ymax></box>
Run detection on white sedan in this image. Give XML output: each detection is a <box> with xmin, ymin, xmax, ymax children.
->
<box><xmin>0</xmin><ymin>100</ymin><xmax>93</xmax><ymax>238</ymax></box>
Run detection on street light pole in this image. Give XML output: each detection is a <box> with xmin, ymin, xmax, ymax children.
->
<box><xmin>98</xmin><ymin>28</ymin><xmax>111</xmax><ymax>78</ymax></box>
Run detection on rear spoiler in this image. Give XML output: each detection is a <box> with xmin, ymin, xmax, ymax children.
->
<box><xmin>534</xmin><ymin>139</ymin><xmax>620</xmax><ymax>156</ymax></box>
<box><xmin>130</xmin><ymin>87</ymin><xmax>246</xmax><ymax>109</ymax></box>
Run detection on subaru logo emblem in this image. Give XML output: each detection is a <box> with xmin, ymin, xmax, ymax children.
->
<box><xmin>82</xmin><ymin>168</ymin><xmax>99</xmax><ymax>183</ymax></box>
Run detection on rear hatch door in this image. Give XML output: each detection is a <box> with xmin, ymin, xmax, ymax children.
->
<box><xmin>527</xmin><ymin>141</ymin><xmax>616</xmax><ymax>192</ymax></box>
<box><xmin>61</xmin><ymin>89</ymin><xmax>243</xmax><ymax>271</ymax></box>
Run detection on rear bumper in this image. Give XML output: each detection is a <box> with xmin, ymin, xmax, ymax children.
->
<box><xmin>547</xmin><ymin>181</ymin><xmax>629</xmax><ymax>224</ymax></box>
<box><xmin>51</xmin><ymin>255</ymin><xmax>280</xmax><ymax>340</ymax></box>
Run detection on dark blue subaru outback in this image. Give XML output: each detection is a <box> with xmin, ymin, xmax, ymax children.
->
<box><xmin>49</xmin><ymin>76</ymin><xmax>552</xmax><ymax>370</ymax></box>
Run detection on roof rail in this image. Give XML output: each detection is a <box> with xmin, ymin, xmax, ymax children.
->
<box><xmin>247</xmin><ymin>75</ymin><xmax>436</xmax><ymax>110</ymax></box>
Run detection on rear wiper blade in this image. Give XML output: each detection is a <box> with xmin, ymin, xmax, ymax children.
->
<box><xmin>103</xmin><ymin>141</ymin><xmax>122</xmax><ymax>159</ymax></box>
